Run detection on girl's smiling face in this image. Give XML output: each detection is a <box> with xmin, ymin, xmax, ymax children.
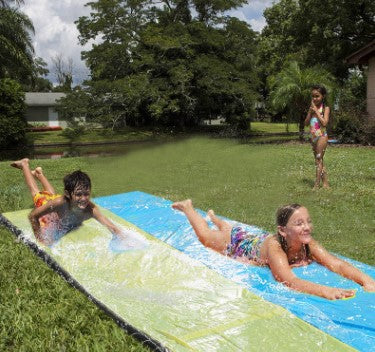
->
<box><xmin>311</xmin><ymin>89</ymin><xmax>324</xmax><ymax>106</ymax></box>
<box><xmin>280</xmin><ymin>207</ymin><xmax>313</xmax><ymax>245</ymax></box>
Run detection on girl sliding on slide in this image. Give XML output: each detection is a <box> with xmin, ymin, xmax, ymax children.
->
<box><xmin>172</xmin><ymin>200</ymin><xmax>375</xmax><ymax>300</ymax></box>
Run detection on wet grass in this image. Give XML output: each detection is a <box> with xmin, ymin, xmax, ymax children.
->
<box><xmin>0</xmin><ymin>136</ymin><xmax>374</xmax><ymax>350</ymax></box>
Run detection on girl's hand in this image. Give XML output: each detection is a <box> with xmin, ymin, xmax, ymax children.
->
<box><xmin>323</xmin><ymin>287</ymin><xmax>356</xmax><ymax>300</ymax></box>
<box><xmin>363</xmin><ymin>280</ymin><xmax>375</xmax><ymax>292</ymax></box>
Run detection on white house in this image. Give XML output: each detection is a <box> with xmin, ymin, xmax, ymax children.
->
<box><xmin>25</xmin><ymin>92</ymin><xmax>67</xmax><ymax>127</ymax></box>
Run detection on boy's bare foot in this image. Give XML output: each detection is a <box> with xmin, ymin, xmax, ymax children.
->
<box><xmin>172</xmin><ymin>199</ymin><xmax>193</xmax><ymax>212</ymax></box>
<box><xmin>312</xmin><ymin>184</ymin><xmax>320</xmax><ymax>190</ymax></box>
<box><xmin>323</xmin><ymin>183</ymin><xmax>330</xmax><ymax>189</ymax></box>
<box><xmin>10</xmin><ymin>158</ymin><xmax>29</xmax><ymax>169</ymax></box>
<box><xmin>31</xmin><ymin>167</ymin><xmax>43</xmax><ymax>178</ymax></box>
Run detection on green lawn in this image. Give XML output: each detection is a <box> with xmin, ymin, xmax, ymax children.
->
<box><xmin>0</xmin><ymin>137</ymin><xmax>374</xmax><ymax>350</ymax></box>
<box><xmin>27</xmin><ymin>128</ymin><xmax>155</xmax><ymax>145</ymax></box>
<box><xmin>250</xmin><ymin>121</ymin><xmax>300</xmax><ymax>133</ymax></box>
<box><xmin>27</xmin><ymin>122</ymin><xmax>301</xmax><ymax>146</ymax></box>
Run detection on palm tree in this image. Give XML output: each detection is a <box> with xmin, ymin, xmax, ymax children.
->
<box><xmin>269</xmin><ymin>61</ymin><xmax>335</xmax><ymax>140</ymax></box>
<box><xmin>0</xmin><ymin>3</ymin><xmax>34</xmax><ymax>83</ymax></box>
<box><xmin>0</xmin><ymin>0</ymin><xmax>24</xmax><ymax>8</ymax></box>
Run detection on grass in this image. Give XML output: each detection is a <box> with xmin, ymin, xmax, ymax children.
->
<box><xmin>27</xmin><ymin>128</ymin><xmax>156</xmax><ymax>145</ymax></box>
<box><xmin>0</xmin><ymin>136</ymin><xmax>374</xmax><ymax>350</ymax></box>
<box><xmin>250</xmin><ymin>121</ymin><xmax>300</xmax><ymax>133</ymax></box>
<box><xmin>26</xmin><ymin>122</ymin><xmax>300</xmax><ymax>146</ymax></box>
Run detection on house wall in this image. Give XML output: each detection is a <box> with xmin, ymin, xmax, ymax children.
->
<box><xmin>367</xmin><ymin>56</ymin><xmax>375</xmax><ymax>117</ymax></box>
<box><xmin>25</xmin><ymin>106</ymin><xmax>68</xmax><ymax>128</ymax></box>
<box><xmin>25</xmin><ymin>107</ymin><xmax>49</xmax><ymax>124</ymax></box>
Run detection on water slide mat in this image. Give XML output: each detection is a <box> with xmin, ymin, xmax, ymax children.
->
<box><xmin>94</xmin><ymin>191</ymin><xmax>375</xmax><ymax>352</ymax></box>
<box><xmin>1</xmin><ymin>208</ymin><xmax>356</xmax><ymax>352</ymax></box>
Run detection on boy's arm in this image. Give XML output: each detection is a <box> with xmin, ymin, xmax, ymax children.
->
<box><xmin>92</xmin><ymin>205</ymin><xmax>123</xmax><ymax>237</ymax></box>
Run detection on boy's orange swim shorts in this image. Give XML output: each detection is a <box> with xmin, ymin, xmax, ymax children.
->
<box><xmin>33</xmin><ymin>191</ymin><xmax>61</xmax><ymax>228</ymax></box>
<box><xmin>33</xmin><ymin>191</ymin><xmax>61</xmax><ymax>208</ymax></box>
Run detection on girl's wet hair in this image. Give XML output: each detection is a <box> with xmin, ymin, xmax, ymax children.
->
<box><xmin>63</xmin><ymin>170</ymin><xmax>91</xmax><ymax>196</ymax></box>
<box><xmin>276</xmin><ymin>203</ymin><xmax>302</xmax><ymax>227</ymax></box>
<box><xmin>276</xmin><ymin>204</ymin><xmax>311</xmax><ymax>258</ymax></box>
<box><xmin>311</xmin><ymin>84</ymin><xmax>327</xmax><ymax>97</ymax></box>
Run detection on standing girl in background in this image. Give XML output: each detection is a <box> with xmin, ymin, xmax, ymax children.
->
<box><xmin>305</xmin><ymin>85</ymin><xmax>330</xmax><ymax>189</ymax></box>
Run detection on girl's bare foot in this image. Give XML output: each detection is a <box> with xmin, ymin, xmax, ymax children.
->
<box><xmin>10</xmin><ymin>158</ymin><xmax>29</xmax><ymax>169</ymax></box>
<box><xmin>31</xmin><ymin>167</ymin><xmax>43</xmax><ymax>178</ymax></box>
<box><xmin>207</xmin><ymin>209</ymin><xmax>216</xmax><ymax>221</ymax></box>
<box><xmin>312</xmin><ymin>184</ymin><xmax>320</xmax><ymax>190</ymax></box>
<box><xmin>172</xmin><ymin>199</ymin><xmax>193</xmax><ymax>212</ymax></box>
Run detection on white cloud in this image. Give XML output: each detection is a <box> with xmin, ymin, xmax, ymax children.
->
<box><xmin>21</xmin><ymin>0</ymin><xmax>92</xmax><ymax>85</ymax></box>
<box><xmin>228</xmin><ymin>0</ymin><xmax>276</xmax><ymax>32</ymax></box>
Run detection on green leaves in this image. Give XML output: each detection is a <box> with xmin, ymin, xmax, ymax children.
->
<box><xmin>0</xmin><ymin>7</ymin><xmax>34</xmax><ymax>83</ymax></box>
<box><xmin>0</xmin><ymin>78</ymin><xmax>27</xmax><ymax>149</ymax></box>
<box><xmin>71</xmin><ymin>0</ymin><xmax>258</xmax><ymax>129</ymax></box>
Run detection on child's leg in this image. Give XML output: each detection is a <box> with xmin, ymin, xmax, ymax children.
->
<box><xmin>32</xmin><ymin>167</ymin><xmax>56</xmax><ymax>194</ymax></box>
<box><xmin>316</xmin><ymin>137</ymin><xmax>329</xmax><ymax>188</ymax></box>
<box><xmin>207</xmin><ymin>209</ymin><xmax>232</xmax><ymax>233</ymax></box>
<box><xmin>172</xmin><ymin>200</ymin><xmax>231</xmax><ymax>253</ymax></box>
<box><xmin>11</xmin><ymin>158</ymin><xmax>40</xmax><ymax>199</ymax></box>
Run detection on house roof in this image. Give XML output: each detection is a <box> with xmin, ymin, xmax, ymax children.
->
<box><xmin>25</xmin><ymin>92</ymin><xmax>66</xmax><ymax>106</ymax></box>
<box><xmin>345</xmin><ymin>40</ymin><xmax>375</xmax><ymax>64</ymax></box>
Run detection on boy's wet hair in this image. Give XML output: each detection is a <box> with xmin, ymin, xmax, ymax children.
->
<box><xmin>63</xmin><ymin>170</ymin><xmax>91</xmax><ymax>196</ymax></box>
<box><xmin>311</xmin><ymin>84</ymin><xmax>327</xmax><ymax>97</ymax></box>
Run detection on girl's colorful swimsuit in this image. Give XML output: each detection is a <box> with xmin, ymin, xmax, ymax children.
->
<box><xmin>225</xmin><ymin>225</ymin><xmax>270</xmax><ymax>262</ymax></box>
<box><xmin>310</xmin><ymin>104</ymin><xmax>327</xmax><ymax>143</ymax></box>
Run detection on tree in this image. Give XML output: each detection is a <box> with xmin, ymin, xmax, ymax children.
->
<box><xmin>52</xmin><ymin>54</ymin><xmax>74</xmax><ymax>92</ymax></box>
<box><xmin>0</xmin><ymin>5</ymin><xmax>35</xmax><ymax>83</ymax></box>
<box><xmin>259</xmin><ymin>0</ymin><xmax>375</xmax><ymax>81</ymax></box>
<box><xmin>269</xmin><ymin>61</ymin><xmax>335</xmax><ymax>140</ymax></box>
<box><xmin>73</xmin><ymin>0</ymin><xmax>257</xmax><ymax>129</ymax></box>
<box><xmin>0</xmin><ymin>78</ymin><xmax>27</xmax><ymax>150</ymax></box>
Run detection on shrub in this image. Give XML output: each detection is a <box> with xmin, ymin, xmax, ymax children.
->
<box><xmin>332</xmin><ymin>110</ymin><xmax>375</xmax><ymax>145</ymax></box>
<box><xmin>0</xmin><ymin>78</ymin><xmax>27</xmax><ymax>150</ymax></box>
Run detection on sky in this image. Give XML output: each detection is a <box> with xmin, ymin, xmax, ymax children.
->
<box><xmin>20</xmin><ymin>0</ymin><xmax>275</xmax><ymax>85</ymax></box>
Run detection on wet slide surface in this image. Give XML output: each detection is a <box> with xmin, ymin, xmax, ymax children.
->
<box><xmin>1</xmin><ymin>206</ymin><xmax>356</xmax><ymax>352</ymax></box>
<box><xmin>94</xmin><ymin>191</ymin><xmax>375</xmax><ymax>352</ymax></box>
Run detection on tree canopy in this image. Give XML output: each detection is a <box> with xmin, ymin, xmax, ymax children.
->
<box><xmin>258</xmin><ymin>0</ymin><xmax>375</xmax><ymax>82</ymax></box>
<box><xmin>70</xmin><ymin>0</ymin><xmax>258</xmax><ymax>129</ymax></box>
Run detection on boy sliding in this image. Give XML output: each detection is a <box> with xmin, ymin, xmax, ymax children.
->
<box><xmin>11</xmin><ymin>158</ymin><xmax>124</xmax><ymax>245</ymax></box>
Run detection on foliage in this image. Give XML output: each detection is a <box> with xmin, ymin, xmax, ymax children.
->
<box><xmin>258</xmin><ymin>0</ymin><xmax>375</xmax><ymax>82</ymax></box>
<box><xmin>332</xmin><ymin>112</ymin><xmax>375</xmax><ymax>146</ymax></box>
<box><xmin>71</xmin><ymin>0</ymin><xmax>257</xmax><ymax>129</ymax></box>
<box><xmin>332</xmin><ymin>111</ymin><xmax>362</xmax><ymax>144</ymax></box>
<box><xmin>0</xmin><ymin>78</ymin><xmax>27</xmax><ymax>150</ymax></box>
<box><xmin>0</xmin><ymin>6</ymin><xmax>34</xmax><ymax>84</ymax></box>
<box><xmin>336</xmin><ymin>69</ymin><xmax>367</xmax><ymax>112</ymax></box>
<box><xmin>269</xmin><ymin>61</ymin><xmax>336</xmax><ymax>139</ymax></box>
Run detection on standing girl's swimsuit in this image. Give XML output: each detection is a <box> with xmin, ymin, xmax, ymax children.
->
<box><xmin>225</xmin><ymin>225</ymin><xmax>270</xmax><ymax>262</ymax></box>
<box><xmin>310</xmin><ymin>104</ymin><xmax>327</xmax><ymax>143</ymax></box>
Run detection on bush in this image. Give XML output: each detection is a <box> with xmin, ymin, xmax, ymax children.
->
<box><xmin>361</xmin><ymin>116</ymin><xmax>375</xmax><ymax>146</ymax></box>
<box><xmin>0</xmin><ymin>78</ymin><xmax>27</xmax><ymax>150</ymax></box>
<box><xmin>332</xmin><ymin>110</ymin><xmax>375</xmax><ymax>145</ymax></box>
